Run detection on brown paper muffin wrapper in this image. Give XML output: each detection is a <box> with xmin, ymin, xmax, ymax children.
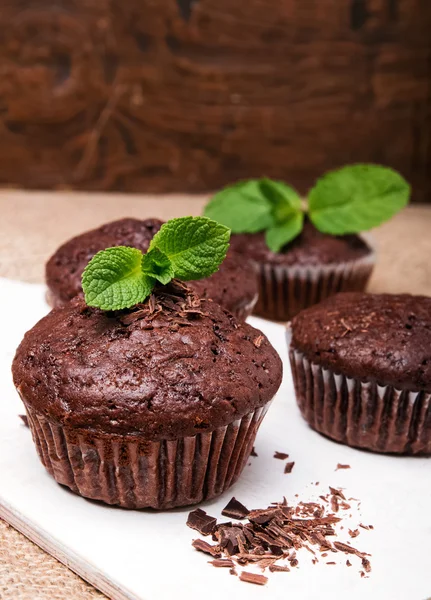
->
<box><xmin>253</xmin><ymin>250</ymin><xmax>375</xmax><ymax>322</ymax></box>
<box><xmin>23</xmin><ymin>403</ymin><xmax>269</xmax><ymax>509</ymax></box>
<box><xmin>233</xmin><ymin>293</ymin><xmax>258</xmax><ymax>321</ymax></box>
<box><xmin>289</xmin><ymin>346</ymin><xmax>431</xmax><ymax>455</ymax></box>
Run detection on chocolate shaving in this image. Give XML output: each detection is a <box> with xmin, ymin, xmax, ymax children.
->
<box><xmin>119</xmin><ymin>281</ymin><xmax>205</xmax><ymax>327</ymax></box>
<box><xmin>189</xmin><ymin>490</ymin><xmax>372</xmax><ymax>582</ymax></box>
<box><xmin>192</xmin><ymin>539</ymin><xmax>221</xmax><ymax>557</ymax></box>
<box><xmin>330</xmin><ymin>495</ymin><xmax>339</xmax><ymax>513</ymax></box>
<box><xmin>222</xmin><ymin>497</ymin><xmax>250</xmax><ymax>520</ymax></box>
<box><xmin>329</xmin><ymin>487</ymin><xmax>346</xmax><ymax>500</ymax></box>
<box><xmin>336</xmin><ymin>463</ymin><xmax>351</xmax><ymax>470</ymax></box>
<box><xmin>346</xmin><ymin>559</ymin><xmax>352</xmax><ymax>567</ymax></box>
<box><xmin>219</xmin><ymin>526</ymin><xmax>242</xmax><ymax>555</ymax></box>
<box><xmin>362</xmin><ymin>558</ymin><xmax>372</xmax><ymax>573</ymax></box>
<box><xmin>274</xmin><ymin>451</ymin><xmax>289</xmax><ymax>460</ymax></box>
<box><xmin>250</xmin><ymin>447</ymin><xmax>258</xmax><ymax>457</ymax></box>
<box><xmin>209</xmin><ymin>559</ymin><xmax>234</xmax><ymax>568</ymax></box>
<box><xmin>269</xmin><ymin>564</ymin><xmax>290</xmax><ymax>572</ymax></box>
<box><xmin>333</xmin><ymin>541</ymin><xmax>365</xmax><ymax>558</ymax></box>
<box><xmin>187</xmin><ymin>508</ymin><xmax>217</xmax><ymax>536</ymax></box>
<box><xmin>19</xmin><ymin>414</ymin><xmax>29</xmax><ymax>427</ymax></box>
<box><xmin>253</xmin><ymin>335</ymin><xmax>264</xmax><ymax>348</ymax></box>
<box><xmin>284</xmin><ymin>462</ymin><xmax>295</xmax><ymax>474</ymax></box>
<box><xmin>248</xmin><ymin>508</ymin><xmax>280</xmax><ymax>525</ymax></box>
<box><xmin>239</xmin><ymin>572</ymin><xmax>268</xmax><ymax>586</ymax></box>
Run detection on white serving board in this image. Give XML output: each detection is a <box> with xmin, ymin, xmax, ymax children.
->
<box><xmin>1</xmin><ymin>277</ymin><xmax>430</xmax><ymax>600</ymax></box>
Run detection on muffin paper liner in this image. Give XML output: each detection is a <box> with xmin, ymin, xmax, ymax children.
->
<box><xmin>234</xmin><ymin>292</ymin><xmax>258</xmax><ymax>321</ymax></box>
<box><xmin>289</xmin><ymin>346</ymin><xmax>431</xmax><ymax>455</ymax></box>
<box><xmin>23</xmin><ymin>403</ymin><xmax>269</xmax><ymax>509</ymax></box>
<box><xmin>253</xmin><ymin>251</ymin><xmax>375</xmax><ymax>322</ymax></box>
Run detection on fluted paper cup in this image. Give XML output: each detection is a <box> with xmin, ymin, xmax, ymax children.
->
<box><xmin>289</xmin><ymin>346</ymin><xmax>431</xmax><ymax>455</ymax></box>
<box><xmin>23</xmin><ymin>402</ymin><xmax>270</xmax><ymax>509</ymax></box>
<box><xmin>253</xmin><ymin>248</ymin><xmax>375</xmax><ymax>322</ymax></box>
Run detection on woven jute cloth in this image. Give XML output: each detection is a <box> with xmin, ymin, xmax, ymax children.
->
<box><xmin>0</xmin><ymin>191</ymin><xmax>430</xmax><ymax>599</ymax></box>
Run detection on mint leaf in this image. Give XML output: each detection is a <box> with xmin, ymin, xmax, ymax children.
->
<box><xmin>82</xmin><ymin>246</ymin><xmax>154</xmax><ymax>311</ymax></box>
<box><xmin>259</xmin><ymin>178</ymin><xmax>301</xmax><ymax>223</ymax></box>
<box><xmin>204</xmin><ymin>180</ymin><xmax>274</xmax><ymax>233</ymax></box>
<box><xmin>141</xmin><ymin>248</ymin><xmax>174</xmax><ymax>285</ymax></box>
<box><xmin>265</xmin><ymin>211</ymin><xmax>304</xmax><ymax>253</ymax></box>
<box><xmin>309</xmin><ymin>164</ymin><xmax>410</xmax><ymax>235</ymax></box>
<box><xmin>150</xmin><ymin>216</ymin><xmax>230</xmax><ymax>280</ymax></box>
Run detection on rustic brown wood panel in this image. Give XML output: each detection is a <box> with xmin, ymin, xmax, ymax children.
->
<box><xmin>0</xmin><ymin>0</ymin><xmax>430</xmax><ymax>199</ymax></box>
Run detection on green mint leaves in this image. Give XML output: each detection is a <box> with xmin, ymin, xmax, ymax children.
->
<box><xmin>204</xmin><ymin>180</ymin><xmax>275</xmax><ymax>234</ymax></box>
<box><xmin>82</xmin><ymin>216</ymin><xmax>230</xmax><ymax>311</ymax></box>
<box><xmin>149</xmin><ymin>216</ymin><xmax>231</xmax><ymax>280</ymax></box>
<box><xmin>308</xmin><ymin>164</ymin><xmax>410</xmax><ymax>235</ymax></box>
<box><xmin>141</xmin><ymin>248</ymin><xmax>174</xmax><ymax>285</ymax></box>
<box><xmin>82</xmin><ymin>247</ymin><xmax>154</xmax><ymax>312</ymax></box>
<box><xmin>204</xmin><ymin>177</ymin><xmax>302</xmax><ymax>252</ymax></box>
<box><xmin>204</xmin><ymin>165</ymin><xmax>410</xmax><ymax>252</ymax></box>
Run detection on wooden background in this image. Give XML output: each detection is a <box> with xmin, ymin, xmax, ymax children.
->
<box><xmin>0</xmin><ymin>0</ymin><xmax>430</xmax><ymax>200</ymax></box>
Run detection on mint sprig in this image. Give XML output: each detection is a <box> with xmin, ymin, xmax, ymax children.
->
<box><xmin>308</xmin><ymin>165</ymin><xmax>410</xmax><ymax>234</ymax></box>
<box><xmin>82</xmin><ymin>216</ymin><xmax>230</xmax><ymax>311</ymax></box>
<box><xmin>203</xmin><ymin>165</ymin><xmax>410</xmax><ymax>252</ymax></box>
<box><xmin>204</xmin><ymin>177</ymin><xmax>301</xmax><ymax>252</ymax></box>
<box><xmin>149</xmin><ymin>216</ymin><xmax>231</xmax><ymax>280</ymax></box>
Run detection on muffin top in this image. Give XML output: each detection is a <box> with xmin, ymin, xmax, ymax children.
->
<box><xmin>230</xmin><ymin>219</ymin><xmax>372</xmax><ymax>267</ymax></box>
<box><xmin>291</xmin><ymin>292</ymin><xmax>431</xmax><ymax>392</ymax></box>
<box><xmin>13</xmin><ymin>283</ymin><xmax>282</xmax><ymax>439</ymax></box>
<box><xmin>46</xmin><ymin>218</ymin><xmax>257</xmax><ymax>315</ymax></box>
<box><xmin>46</xmin><ymin>218</ymin><xmax>162</xmax><ymax>304</ymax></box>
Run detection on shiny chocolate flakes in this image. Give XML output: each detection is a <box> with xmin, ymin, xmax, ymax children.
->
<box><xmin>187</xmin><ymin>493</ymin><xmax>372</xmax><ymax>585</ymax></box>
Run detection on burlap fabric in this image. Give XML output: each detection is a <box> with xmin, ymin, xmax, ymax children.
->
<box><xmin>0</xmin><ymin>192</ymin><xmax>430</xmax><ymax>599</ymax></box>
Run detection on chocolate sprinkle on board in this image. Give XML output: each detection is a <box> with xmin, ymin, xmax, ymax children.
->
<box><xmin>274</xmin><ymin>451</ymin><xmax>289</xmax><ymax>460</ymax></box>
<box><xmin>333</xmin><ymin>541</ymin><xmax>365</xmax><ymax>558</ymax></box>
<box><xmin>187</xmin><ymin>509</ymin><xmax>217</xmax><ymax>535</ymax></box>
<box><xmin>269</xmin><ymin>564</ymin><xmax>290</xmax><ymax>572</ymax></box>
<box><xmin>330</xmin><ymin>495</ymin><xmax>339</xmax><ymax>513</ymax></box>
<box><xmin>239</xmin><ymin>572</ymin><xmax>268</xmax><ymax>586</ymax></box>
<box><xmin>349</xmin><ymin>529</ymin><xmax>360</xmax><ymax>538</ymax></box>
<box><xmin>192</xmin><ymin>539</ymin><xmax>221</xmax><ymax>557</ymax></box>
<box><xmin>329</xmin><ymin>487</ymin><xmax>346</xmax><ymax>500</ymax></box>
<box><xmin>222</xmin><ymin>497</ymin><xmax>250</xmax><ymax>520</ymax></box>
<box><xmin>19</xmin><ymin>414</ymin><xmax>29</xmax><ymax>427</ymax></box>
<box><xmin>284</xmin><ymin>461</ymin><xmax>295</xmax><ymax>474</ymax></box>
<box><xmin>188</xmin><ymin>491</ymin><xmax>372</xmax><ymax>582</ymax></box>
<box><xmin>209</xmin><ymin>559</ymin><xmax>234</xmax><ymax>568</ymax></box>
<box><xmin>362</xmin><ymin>558</ymin><xmax>372</xmax><ymax>573</ymax></box>
<box><xmin>336</xmin><ymin>463</ymin><xmax>351</xmax><ymax>470</ymax></box>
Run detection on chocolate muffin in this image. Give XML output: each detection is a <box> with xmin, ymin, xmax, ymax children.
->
<box><xmin>289</xmin><ymin>292</ymin><xmax>431</xmax><ymax>455</ymax></box>
<box><xmin>46</xmin><ymin>218</ymin><xmax>258</xmax><ymax>321</ymax></box>
<box><xmin>230</xmin><ymin>219</ymin><xmax>374</xmax><ymax>321</ymax></box>
<box><xmin>13</xmin><ymin>283</ymin><xmax>282</xmax><ymax>509</ymax></box>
